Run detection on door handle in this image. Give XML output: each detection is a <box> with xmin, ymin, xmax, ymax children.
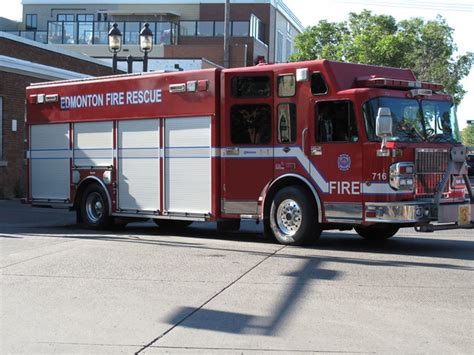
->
<box><xmin>302</xmin><ymin>128</ymin><xmax>309</xmax><ymax>155</ymax></box>
<box><xmin>283</xmin><ymin>147</ymin><xmax>291</xmax><ymax>153</ymax></box>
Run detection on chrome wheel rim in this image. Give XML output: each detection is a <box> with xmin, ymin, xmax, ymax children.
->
<box><xmin>85</xmin><ymin>192</ymin><xmax>104</xmax><ymax>223</ymax></box>
<box><xmin>276</xmin><ymin>199</ymin><xmax>302</xmax><ymax>236</ymax></box>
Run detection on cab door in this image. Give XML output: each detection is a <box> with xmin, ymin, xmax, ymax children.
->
<box><xmin>309</xmin><ymin>99</ymin><xmax>364</xmax><ymax>223</ymax></box>
<box><xmin>273</xmin><ymin>73</ymin><xmax>306</xmax><ymax>178</ymax></box>
<box><xmin>221</xmin><ymin>72</ymin><xmax>274</xmax><ymax>217</ymax></box>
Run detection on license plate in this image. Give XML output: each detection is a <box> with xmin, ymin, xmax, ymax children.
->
<box><xmin>458</xmin><ymin>205</ymin><xmax>471</xmax><ymax>226</ymax></box>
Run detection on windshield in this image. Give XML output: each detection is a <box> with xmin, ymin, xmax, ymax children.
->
<box><xmin>363</xmin><ymin>97</ymin><xmax>460</xmax><ymax>143</ymax></box>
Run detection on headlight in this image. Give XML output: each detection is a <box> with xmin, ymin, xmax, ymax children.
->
<box><xmin>390</xmin><ymin>162</ymin><xmax>415</xmax><ymax>191</ymax></box>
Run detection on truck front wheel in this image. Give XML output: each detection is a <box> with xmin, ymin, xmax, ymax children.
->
<box><xmin>269</xmin><ymin>186</ymin><xmax>321</xmax><ymax>245</ymax></box>
<box><xmin>80</xmin><ymin>183</ymin><xmax>112</xmax><ymax>229</ymax></box>
<box><xmin>354</xmin><ymin>224</ymin><xmax>399</xmax><ymax>240</ymax></box>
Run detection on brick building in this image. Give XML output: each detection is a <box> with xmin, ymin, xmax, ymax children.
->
<box><xmin>0</xmin><ymin>32</ymin><xmax>113</xmax><ymax>199</ymax></box>
<box><xmin>5</xmin><ymin>0</ymin><xmax>303</xmax><ymax>68</ymax></box>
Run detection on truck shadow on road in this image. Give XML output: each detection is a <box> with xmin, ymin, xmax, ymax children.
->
<box><xmin>95</xmin><ymin>222</ymin><xmax>474</xmax><ymax>263</ymax></box>
<box><xmin>2</xmin><ymin>222</ymin><xmax>472</xmax><ymax>347</ymax></box>
<box><xmin>2</xmin><ymin>222</ymin><xmax>473</xmax><ymax>263</ymax></box>
<box><xmin>140</xmin><ymin>247</ymin><xmax>472</xmax><ymax>350</ymax></box>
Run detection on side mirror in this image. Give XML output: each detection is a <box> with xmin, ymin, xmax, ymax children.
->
<box><xmin>376</xmin><ymin>107</ymin><xmax>393</xmax><ymax>138</ymax></box>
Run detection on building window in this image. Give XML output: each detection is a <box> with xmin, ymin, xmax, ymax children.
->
<box><xmin>180</xmin><ymin>21</ymin><xmax>196</xmax><ymax>36</ymax></box>
<box><xmin>278</xmin><ymin>103</ymin><xmax>297</xmax><ymax>144</ymax></box>
<box><xmin>286</xmin><ymin>37</ymin><xmax>292</xmax><ymax>61</ymax></box>
<box><xmin>78</xmin><ymin>22</ymin><xmax>93</xmax><ymax>44</ymax></box>
<box><xmin>26</xmin><ymin>14</ymin><xmax>37</xmax><ymax>30</ymax></box>
<box><xmin>231</xmin><ymin>76</ymin><xmax>271</xmax><ymax>98</ymax></box>
<box><xmin>214</xmin><ymin>21</ymin><xmax>225</xmax><ymax>36</ymax></box>
<box><xmin>156</xmin><ymin>22</ymin><xmax>173</xmax><ymax>45</ymax></box>
<box><xmin>231</xmin><ymin>104</ymin><xmax>271</xmax><ymax>144</ymax></box>
<box><xmin>197</xmin><ymin>21</ymin><xmax>214</xmax><ymax>36</ymax></box>
<box><xmin>250</xmin><ymin>14</ymin><xmax>265</xmax><ymax>43</ymax></box>
<box><xmin>276</xmin><ymin>31</ymin><xmax>284</xmax><ymax>63</ymax></box>
<box><xmin>0</xmin><ymin>97</ymin><xmax>3</xmax><ymax>160</ymax></box>
<box><xmin>124</xmin><ymin>22</ymin><xmax>140</xmax><ymax>44</ymax></box>
<box><xmin>316</xmin><ymin>101</ymin><xmax>358</xmax><ymax>142</ymax></box>
<box><xmin>77</xmin><ymin>14</ymin><xmax>94</xmax><ymax>22</ymax></box>
<box><xmin>57</xmin><ymin>14</ymin><xmax>75</xmax><ymax>22</ymax></box>
<box><xmin>232</xmin><ymin>21</ymin><xmax>249</xmax><ymax>36</ymax></box>
<box><xmin>93</xmin><ymin>22</ymin><xmax>109</xmax><ymax>44</ymax></box>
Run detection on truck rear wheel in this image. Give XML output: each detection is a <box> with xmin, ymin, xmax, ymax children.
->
<box><xmin>354</xmin><ymin>224</ymin><xmax>399</xmax><ymax>240</ymax></box>
<box><xmin>80</xmin><ymin>183</ymin><xmax>112</xmax><ymax>229</ymax></box>
<box><xmin>269</xmin><ymin>186</ymin><xmax>321</xmax><ymax>245</ymax></box>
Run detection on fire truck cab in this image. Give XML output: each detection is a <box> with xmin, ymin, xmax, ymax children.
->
<box><xmin>25</xmin><ymin>60</ymin><xmax>473</xmax><ymax>245</ymax></box>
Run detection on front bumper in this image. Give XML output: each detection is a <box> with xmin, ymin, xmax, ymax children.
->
<box><xmin>365</xmin><ymin>200</ymin><xmax>473</xmax><ymax>226</ymax></box>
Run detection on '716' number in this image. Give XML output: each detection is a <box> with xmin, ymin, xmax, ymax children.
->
<box><xmin>372</xmin><ymin>172</ymin><xmax>387</xmax><ymax>181</ymax></box>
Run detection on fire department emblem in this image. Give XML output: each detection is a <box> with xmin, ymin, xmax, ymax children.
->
<box><xmin>337</xmin><ymin>154</ymin><xmax>351</xmax><ymax>172</ymax></box>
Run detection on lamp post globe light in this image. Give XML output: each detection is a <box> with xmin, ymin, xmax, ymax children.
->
<box><xmin>108</xmin><ymin>22</ymin><xmax>154</xmax><ymax>74</ymax></box>
<box><xmin>108</xmin><ymin>23</ymin><xmax>122</xmax><ymax>73</ymax></box>
<box><xmin>139</xmin><ymin>23</ymin><xmax>153</xmax><ymax>72</ymax></box>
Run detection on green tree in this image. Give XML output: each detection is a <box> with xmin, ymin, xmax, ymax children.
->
<box><xmin>290</xmin><ymin>10</ymin><xmax>473</xmax><ymax>104</ymax></box>
<box><xmin>461</xmin><ymin>125</ymin><xmax>474</xmax><ymax>146</ymax></box>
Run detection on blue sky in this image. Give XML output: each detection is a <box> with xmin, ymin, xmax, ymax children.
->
<box><xmin>2</xmin><ymin>0</ymin><xmax>473</xmax><ymax>127</ymax></box>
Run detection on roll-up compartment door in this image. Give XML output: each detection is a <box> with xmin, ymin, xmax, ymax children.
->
<box><xmin>165</xmin><ymin>116</ymin><xmax>212</xmax><ymax>215</ymax></box>
<box><xmin>74</xmin><ymin>121</ymin><xmax>113</xmax><ymax>167</ymax></box>
<box><xmin>30</xmin><ymin>124</ymin><xmax>70</xmax><ymax>200</ymax></box>
<box><xmin>118</xmin><ymin>119</ymin><xmax>160</xmax><ymax>211</ymax></box>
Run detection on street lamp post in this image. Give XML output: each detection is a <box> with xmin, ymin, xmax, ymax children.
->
<box><xmin>108</xmin><ymin>22</ymin><xmax>154</xmax><ymax>74</ymax></box>
<box><xmin>139</xmin><ymin>23</ymin><xmax>153</xmax><ymax>73</ymax></box>
<box><xmin>108</xmin><ymin>23</ymin><xmax>122</xmax><ymax>73</ymax></box>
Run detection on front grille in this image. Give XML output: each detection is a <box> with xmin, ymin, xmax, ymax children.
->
<box><xmin>415</xmin><ymin>148</ymin><xmax>449</xmax><ymax>197</ymax></box>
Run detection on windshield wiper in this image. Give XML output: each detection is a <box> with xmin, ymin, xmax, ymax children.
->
<box><xmin>397</xmin><ymin>122</ymin><xmax>425</xmax><ymax>141</ymax></box>
<box><xmin>427</xmin><ymin>134</ymin><xmax>454</xmax><ymax>143</ymax></box>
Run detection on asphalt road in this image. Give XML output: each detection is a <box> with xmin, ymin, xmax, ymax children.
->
<box><xmin>1</xmin><ymin>200</ymin><xmax>473</xmax><ymax>354</ymax></box>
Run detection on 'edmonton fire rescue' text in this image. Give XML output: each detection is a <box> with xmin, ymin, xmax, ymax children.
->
<box><xmin>60</xmin><ymin>89</ymin><xmax>162</xmax><ymax>110</ymax></box>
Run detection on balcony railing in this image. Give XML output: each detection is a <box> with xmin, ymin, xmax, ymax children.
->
<box><xmin>179</xmin><ymin>15</ymin><xmax>266</xmax><ymax>43</ymax></box>
<box><xmin>3</xmin><ymin>30</ymin><xmax>48</xmax><ymax>44</ymax></box>
<box><xmin>2</xmin><ymin>15</ymin><xmax>266</xmax><ymax>46</ymax></box>
<box><xmin>46</xmin><ymin>21</ymin><xmax>178</xmax><ymax>45</ymax></box>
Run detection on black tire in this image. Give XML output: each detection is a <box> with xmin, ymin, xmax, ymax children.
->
<box><xmin>354</xmin><ymin>224</ymin><xmax>399</xmax><ymax>240</ymax></box>
<box><xmin>153</xmin><ymin>219</ymin><xmax>193</xmax><ymax>229</ymax></box>
<box><xmin>80</xmin><ymin>183</ymin><xmax>113</xmax><ymax>229</ymax></box>
<box><xmin>262</xmin><ymin>217</ymin><xmax>273</xmax><ymax>239</ymax></box>
<box><xmin>269</xmin><ymin>186</ymin><xmax>321</xmax><ymax>245</ymax></box>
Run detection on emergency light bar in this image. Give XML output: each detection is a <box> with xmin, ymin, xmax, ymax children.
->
<box><xmin>170</xmin><ymin>80</ymin><xmax>209</xmax><ymax>93</ymax></box>
<box><xmin>356</xmin><ymin>77</ymin><xmax>444</xmax><ymax>91</ymax></box>
<box><xmin>408</xmin><ymin>89</ymin><xmax>432</xmax><ymax>98</ymax></box>
<box><xmin>30</xmin><ymin>93</ymin><xmax>59</xmax><ymax>104</ymax></box>
<box><xmin>45</xmin><ymin>94</ymin><xmax>59</xmax><ymax>103</ymax></box>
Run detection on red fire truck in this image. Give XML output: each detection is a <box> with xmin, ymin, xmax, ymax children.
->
<box><xmin>25</xmin><ymin>60</ymin><xmax>473</xmax><ymax>245</ymax></box>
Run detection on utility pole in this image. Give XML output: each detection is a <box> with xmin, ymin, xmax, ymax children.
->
<box><xmin>223</xmin><ymin>0</ymin><xmax>230</xmax><ymax>68</ymax></box>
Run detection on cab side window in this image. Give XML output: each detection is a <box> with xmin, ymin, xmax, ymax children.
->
<box><xmin>231</xmin><ymin>104</ymin><xmax>271</xmax><ymax>144</ymax></box>
<box><xmin>316</xmin><ymin>101</ymin><xmax>358</xmax><ymax>142</ymax></box>
<box><xmin>231</xmin><ymin>76</ymin><xmax>271</xmax><ymax>98</ymax></box>
<box><xmin>311</xmin><ymin>72</ymin><xmax>328</xmax><ymax>95</ymax></box>
<box><xmin>278</xmin><ymin>103</ymin><xmax>296</xmax><ymax>144</ymax></box>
